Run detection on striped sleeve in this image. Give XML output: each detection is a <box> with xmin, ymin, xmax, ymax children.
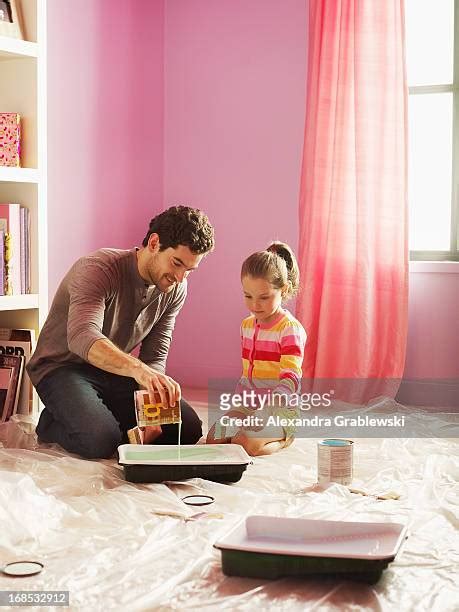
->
<box><xmin>274</xmin><ymin>321</ymin><xmax>307</xmax><ymax>394</ymax></box>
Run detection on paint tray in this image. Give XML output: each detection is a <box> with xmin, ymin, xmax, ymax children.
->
<box><xmin>118</xmin><ymin>444</ymin><xmax>251</xmax><ymax>483</ymax></box>
<box><xmin>214</xmin><ymin>516</ymin><xmax>408</xmax><ymax>583</ymax></box>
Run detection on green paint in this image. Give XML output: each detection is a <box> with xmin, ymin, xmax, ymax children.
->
<box><xmin>125</xmin><ymin>446</ymin><xmax>221</xmax><ymax>462</ymax></box>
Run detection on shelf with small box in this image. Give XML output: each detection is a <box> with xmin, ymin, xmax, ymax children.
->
<box><xmin>0</xmin><ymin>35</ymin><xmax>37</xmax><ymax>59</ymax></box>
<box><xmin>0</xmin><ymin>167</ymin><xmax>39</xmax><ymax>183</ymax></box>
<box><xmin>0</xmin><ymin>0</ymin><xmax>46</xmax><ymax>418</ymax></box>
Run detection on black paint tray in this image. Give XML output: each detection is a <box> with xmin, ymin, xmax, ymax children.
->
<box><xmin>214</xmin><ymin>515</ymin><xmax>407</xmax><ymax>583</ymax></box>
<box><xmin>118</xmin><ymin>444</ymin><xmax>251</xmax><ymax>483</ymax></box>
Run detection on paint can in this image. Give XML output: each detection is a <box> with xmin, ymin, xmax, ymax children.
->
<box><xmin>134</xmin><ymin>390</ymin><xmax>181</xmax><ymax>427</ymax></box>
<box><xmin>317</xmin><ymin>439</ymin><xmax>353</xmax><ymax>485</ymax></box>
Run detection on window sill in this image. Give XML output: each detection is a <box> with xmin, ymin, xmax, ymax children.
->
<box><xmin>409</xmin><ymin>261</ymin><xmax>459</xmax><ymax>274</ymax></box>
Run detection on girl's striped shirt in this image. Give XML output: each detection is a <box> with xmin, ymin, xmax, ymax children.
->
<box><xmin>240</xmin><ymin>308</ymin><xmax>307</xmax><ymax>394</ymax></box>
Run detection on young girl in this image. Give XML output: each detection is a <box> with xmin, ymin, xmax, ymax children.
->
<box><xmin>207</xmin><ymin>241</ymin><xmax>307</xmax><ymax>455</ymax></box>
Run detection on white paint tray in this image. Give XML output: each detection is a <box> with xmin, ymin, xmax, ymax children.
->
<box><xmin>118</xmin><ymin>444</ymin><xmax>251</xmax><ymax>483</ymax></box>
<box><xmin>214</xmin><ymin>515</ymin><xmax>408</xmax><ymax>582</ymax></box>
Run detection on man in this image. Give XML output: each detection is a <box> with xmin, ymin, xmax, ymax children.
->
<box><xmin>27</xmin><ymin>205</ymin><xmax>215</xmax><ymax>459</ymax></box>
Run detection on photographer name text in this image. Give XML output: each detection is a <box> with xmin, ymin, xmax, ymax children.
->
<box><xmin>218</xmin><ymin>414</ymin><xmax>406</xmax><ymax>428</ymax></box>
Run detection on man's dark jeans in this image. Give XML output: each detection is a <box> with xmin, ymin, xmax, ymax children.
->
<box><xmin>35</xmin><ymin>364</ymin><xmax>203</xmax><ymax>459</ymax></box>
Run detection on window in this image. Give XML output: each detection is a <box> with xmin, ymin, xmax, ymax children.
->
<box><xmin>406</xmin><ymin>0</ymin><xmax>458</xmax><ymax>260</ymax></box>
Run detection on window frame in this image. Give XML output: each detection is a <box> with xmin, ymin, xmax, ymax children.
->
<box><xmin>409</xmin><ymin>0</ymin><xmax>459</xmax><ymax>261</ymax></box>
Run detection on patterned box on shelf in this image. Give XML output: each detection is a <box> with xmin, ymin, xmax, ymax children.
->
<box><xmin>0</xmin><ymin>113</ymin><xmax>21</xmax><ymax>167</ymax></box>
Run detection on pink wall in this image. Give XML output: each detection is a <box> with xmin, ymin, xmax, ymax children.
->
<box><xmin>404</xmin><ymin>267</ymin><xmax>459</xmax><ymax>379</ymax></box>
<box><xmin>47</xmin><ymin>0</ymin><xmax>164</xmax><ymax>299</ymax></box>
<box><xmin>164</xmin><ymin>0</ymin><xmax>308</xmax><ymax>386</ymax></box>
<box><xmin>46</xmin><ymin>0</ymin><xmax>457</xmax><ymax>395</ymax></box>
<box><xmin>396</xmin><ymin>266</ymin><xmax>459</xmax><ymax>406</ymax></box>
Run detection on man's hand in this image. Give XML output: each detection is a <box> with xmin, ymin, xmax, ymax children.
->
<box><xmin>133</xmin><ymin>362</ymin><xmax>181</xmax><ymax>409</ymax></box>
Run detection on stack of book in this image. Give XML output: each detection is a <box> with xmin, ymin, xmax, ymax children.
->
<box><xmin>0</xmin><ymin>328</ymin><xmax>36</xmax><ymax>422</ymax></box>
<box><xmin>0</xmin><ymin>203</ymin><xmax>30</xmax><ymax>295</ymax></box>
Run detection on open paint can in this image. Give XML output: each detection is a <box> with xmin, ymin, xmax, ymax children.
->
<box><xmin>318</xmin><ymin>439</ymin><xmax>353</xmax><ymax>485</ymax></box>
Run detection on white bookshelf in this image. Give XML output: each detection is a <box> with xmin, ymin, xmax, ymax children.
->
<box><xmin>0</xmin><ymin>35</ymin><xmax>38</xmax><ymax>59</ymax></box>
<box><xmin>0</xmin><ymin>0</ymin><xmax>48</xmax><ymax>333</ymax></box>
<box><xmin>0</xmin><ymin>294</ymin><xmax>39</xmax><ymax>310</ymax></box>
<box><xmin>0</xmin><ymin>167</ymin><xmax>40</xmax><ymax>183</ymax></box>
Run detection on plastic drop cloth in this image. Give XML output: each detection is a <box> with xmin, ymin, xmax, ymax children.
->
<box><xmin>0</xmin><ymin>404</ymin><xmax>458</xmax><ymax>612</ymax></box>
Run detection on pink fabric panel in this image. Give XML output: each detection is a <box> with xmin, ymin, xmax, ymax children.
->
<box><xmin>296</xmin><ymin>0</ymin><xmax>409</xmax><ymax>384</ymax></box>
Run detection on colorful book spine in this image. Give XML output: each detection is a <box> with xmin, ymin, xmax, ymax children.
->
<box><xmin>0</xmin><ymin>203</ymin><xmax>22</xmax><ymax>294</ymax></box>
<box><xmin>25</xmin><ymin>207</ymin><xmax>30</xmax><ymax>293</ymax></box>
<box><xmin>0</xmin><ymin>229</ymin><xmax>4</xmax><ymax>296</ymax></box>
<box><xmin>0</xmin><ymin>328</ymin><xmax>36</xmax><ymax>415</ymax></box>
<box><xmin>0</xmin><ymin>354</ymin><xmax>24</xmax><ymax>422</ymax></box>
<box><xmin>4</xmin><ymin>232</ymin><xmax>12</xmax><ymax>295</ymax></box>
<box><xmin>0</xmin><ymin>113</ymin><xmax>21</xmax><ymax>167</ymax></box>
<box><xmin>20</xmin><ymin>207</ymin><xmax>26</xmax><ymax>294</ymax></box>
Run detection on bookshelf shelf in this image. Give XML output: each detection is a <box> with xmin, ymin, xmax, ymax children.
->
<box><xmin>0</xmin><ymin>167</ymin><xmax>40</xmax><ymax>184</ymax></box>
<box><xmin>0</xmin><ymin>0</ymin><xmax>47</xmax><ymax>328</ymax></box>
<box><xmin>0</xmin><ymin>1</ymin><xmax>45</xmax><ymax>419</ymax></box>
<box><xmin>0</xmin><ymin>36</ymin><xmax>38</xmax><ymax>59</ymax></box>
<box><xmin>0</xmin><ymin>294</ymin><xmax>39</xmax><ymax>310</ymax></box>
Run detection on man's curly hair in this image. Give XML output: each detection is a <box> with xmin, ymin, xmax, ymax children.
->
<box><xmin>142</xmin><ymin>206</ymin><xmax>215</xmax><ymax>254</ymax></box>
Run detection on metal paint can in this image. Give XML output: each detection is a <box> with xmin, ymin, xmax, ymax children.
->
<box><xmin>317</xmin><ymin>439</ymin><xmax>353</xmax><ymax>485</ymax></box>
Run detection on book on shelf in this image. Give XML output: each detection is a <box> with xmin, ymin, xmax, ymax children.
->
<box><xmin>20</xmin><ymin>206</ymin><xmax>26</xmax><ymax>293</ymax></box>
<box><xmin>25</xmin><ymin>207</ymin><xmax>30</xmax><ymax>293</ymax></box>
<box><xmin>0</xmin><ymin>203</ymin><xmax>30</xmax><ymax>295</ymax></box>
<box><xmin>0</xmin><ymin>328</ymin><xmax>36</xmax><ymax>416</ymax></box>
<box><xmin>0</xmin><ymin>354</ymin><xmax>25</xmax><ymax>423</ymax></box>
<box><xmin>0</xmin><ymin>203</ymin><xmax>20</xmax><ymax>295</ymax></box>
<box><xmin>0</xmin><ymin>229</ymin><xmax>4</xmax><ymax>297</ymax></box>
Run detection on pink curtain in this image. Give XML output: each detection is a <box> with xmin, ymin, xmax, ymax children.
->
<box><xmin>296</xmin><ymin>0</ymin><xmax>408</xmax><ymax>396</ymax></box>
